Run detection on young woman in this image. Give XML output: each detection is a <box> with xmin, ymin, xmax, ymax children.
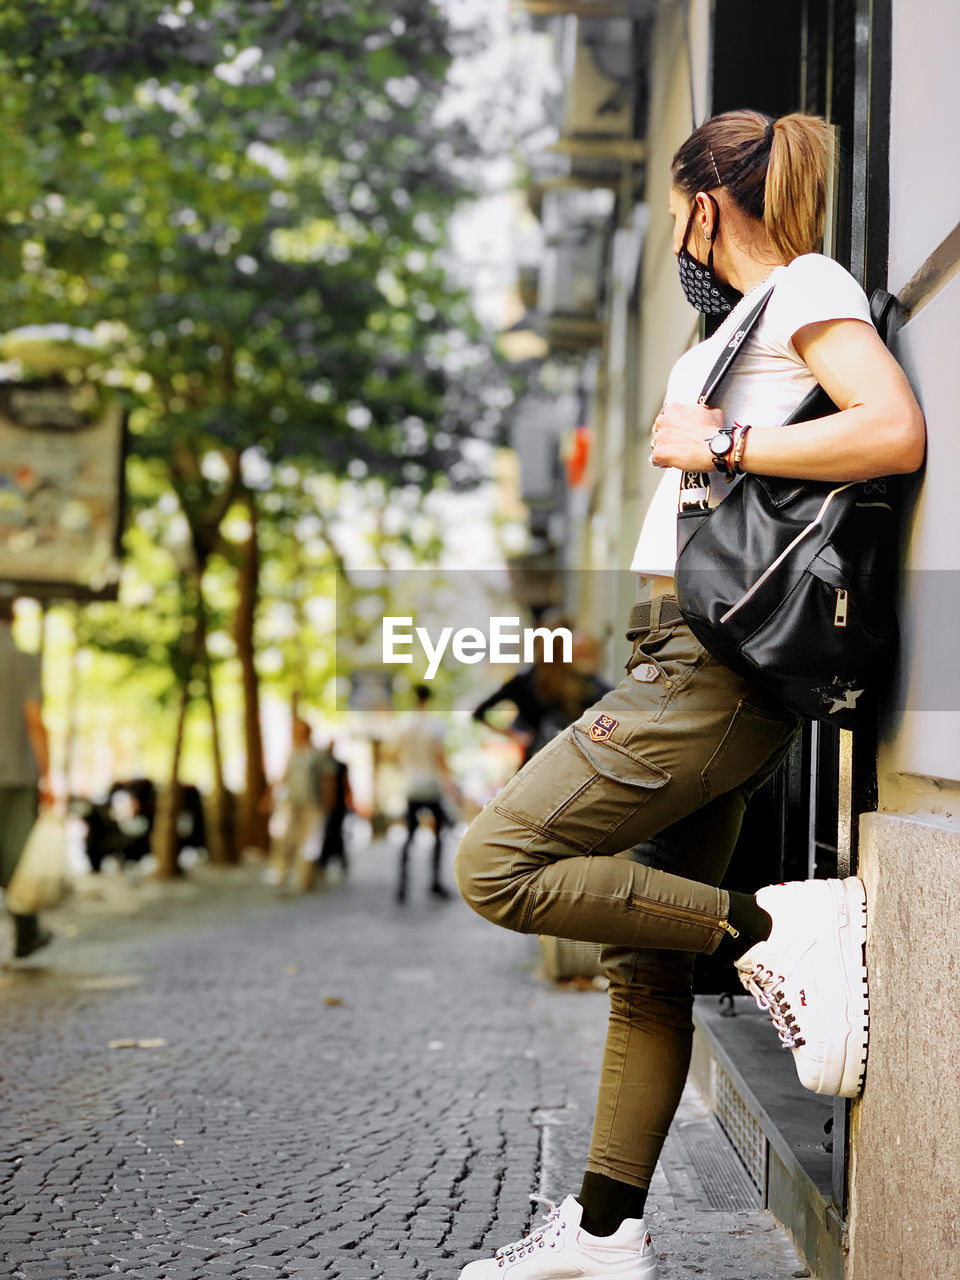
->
<box><xmin>453</xmin><ymin>110</ymin><xmax>925</xmax><ymax>1280</ymax></box>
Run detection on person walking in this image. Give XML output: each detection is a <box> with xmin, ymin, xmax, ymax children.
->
<box><xmin>317</xmin><ymin>741</ymin><xmax>353</xmax><ymax>879</ymax></box>
<box><xmin>473</xmin><ymin>621</ymin><xmax>613</xmax><ymax>765</ymax></box>
<box><xmin>0</xmin><ymin>595</ymin><xmax>53</xmax><ymax>959</ymax></box>
<box><xmin>395</xmin><ymin>684</ymin><xmax>456</xmax><ymax>904</ymax></box>
<box><xmin>454</xmin><ymin>110</ymin><xmax>925</xmax><ymax>1280</ymax></box>
<box><xmin>471</xmin><ymin>614</ymin><xmax>575</xmax><ymax>767</ymax></box>
<box><xmin>267</xmin><ymin>716</ymin><xmax>330</xmax><ymax>892</ymax></box>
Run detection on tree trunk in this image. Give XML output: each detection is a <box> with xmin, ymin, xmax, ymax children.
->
<box><xmin>235</xmin><ymin>491</ymin><xmax>270</xmax><ymax>853</ymax></box>
<box><xmin>194</xmin><ymin>583</ymin><xmax>235</xmax><ymax>865</ymax></box>
<box><xmin>290</xmin><ymin>534</ymin><xmax>309</xmax><ymax>721</ymax></box>
<box><xmin>164</xmin><ymin>440</ymin><xmax>243</xmax><ymax>863</ymax></box>
<box><xmin>153</xmin><ymin>676</ymin><xmax>190</xmax><ymax>879</ymax></box>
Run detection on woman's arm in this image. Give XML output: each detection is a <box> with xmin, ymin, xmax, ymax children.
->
<box><xmin>651</xmin><ymin>317</ymin><xmax>926</xmax><ymax>481</ymax></box>
<box><xmin>24</xmin><ymin>697</ymin><xmax>53</xmax><ymax>809</ymax></box>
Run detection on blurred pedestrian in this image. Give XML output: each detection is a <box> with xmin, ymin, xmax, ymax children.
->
<box><xmin>471</xmin><ymin>614</ymin><xmax>574</xmax><ymax>766</ymax></box>
<box><xmin>473</xmin><ymin>616</ymin><xmax>612</xmax><ymax>763</ymax></box>
<box><xmin>266</xmin><ymin>716</ymin><xmax>331</xmax><ymax>892</ymax></box>
<box><xmin>0</xmin><ymin>595</ymin><xmax>53</xmax><ymax>959</ymax></box>
<box><xmin>525</xmin><ymin>627</ymin><xmax>613</xmax><ymax>757</ymax></box>
<box><xmin>317</xmin><ymin>741</ymin><xmax>353</xmax><ymax>879</ymax></box>
<box><xmin>394</xmin><ymin>684</ymin><xmax>457</xmax><ymax>904</ymax></box>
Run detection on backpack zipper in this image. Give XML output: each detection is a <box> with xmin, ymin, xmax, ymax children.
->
<box><xmin>718</xmin><ymin>483</ymin><xmax>855</xmax><ymax>625</ymax></box>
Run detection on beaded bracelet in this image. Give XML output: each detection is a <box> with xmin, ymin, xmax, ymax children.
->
<box><xmin>732</xmin><ymin>422</ymin><xmax>752</xmax><ymax>475</ymax></box>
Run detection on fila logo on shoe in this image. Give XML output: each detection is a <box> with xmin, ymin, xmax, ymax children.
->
<box><xmin>734</xmin><ymin>878</ymin><xmax>870</xmax><ymax>1098</ymax></box>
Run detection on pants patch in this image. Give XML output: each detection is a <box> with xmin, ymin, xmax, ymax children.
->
<box><xmin>589</xmin><ymin>713</ymin><xmax>619</xmax><ymax>741</ymax></box>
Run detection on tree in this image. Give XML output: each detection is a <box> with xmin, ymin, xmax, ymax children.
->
<box><xmin>0</xmin><ymin>1</ymin><xmax>514</xmax><ymax>863</ymax></box>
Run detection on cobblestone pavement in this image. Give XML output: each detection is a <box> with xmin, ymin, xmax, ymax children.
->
<box><xmin>0</xmin><ymin>834</ymin><xmax>808</xmax><ymax>1280</ymax></box>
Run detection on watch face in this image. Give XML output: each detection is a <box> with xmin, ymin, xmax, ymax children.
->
<box><xmin>709</xmin><ymin>432</ymin><xmax>733</xmax><ymax>456</ymax></box>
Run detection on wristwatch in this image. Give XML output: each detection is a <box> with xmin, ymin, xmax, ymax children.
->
<box><xmin>707</xmin><ymin>426</ymin><xmax>735</xmax><ymax>477</ymax></box>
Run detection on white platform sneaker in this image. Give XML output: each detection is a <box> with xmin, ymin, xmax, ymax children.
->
<box><xmin>457</xmin><ymin>1195</ymin><xmax>658</xmax><ymax>1280</ymax></box>
<box><xmin>734</xmin><ymin>876</ymin><xmax>869</xmax><ymax>1097</ymax></box>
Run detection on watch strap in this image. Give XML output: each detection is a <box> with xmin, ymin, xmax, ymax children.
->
<box><xmin>709</xmin><ymin>427</ymin><xmax>735</xmax><ymax>477</ymax></box>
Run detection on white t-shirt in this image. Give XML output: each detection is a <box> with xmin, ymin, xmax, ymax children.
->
<box><xmin>395</xmin><ymin>712</ymin><xmax>447</xmax><ymax>801</ymax></box>
<box><xmin>630</xmin><ymin>254</ymin><xmax>874</xmax><ymax>578</ymax></box>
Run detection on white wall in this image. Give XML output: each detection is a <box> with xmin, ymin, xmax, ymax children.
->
<box><xmin>877</xmin><ymin>5</ymin><xmax>960</xmax><ymax>802</ymax></box>
<box><xmin>887</xmin><ymin>1</ymin><xmax>960</xmax><ymax>295</ymax></box>
<box><xmin>850</xmin><ymin>15</ymin><xmax>960</xmax><ymax>1277</ymax></box>
<box><xmin>878</xmin><ymin>271</ymin><xmax>960</xmax><ymax>798</ymax></box>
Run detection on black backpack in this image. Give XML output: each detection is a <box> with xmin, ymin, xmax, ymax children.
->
<box><xmin>675</xmin><ymin>286</ymin><xmax>902</xmax><ymax>727</ymax></box>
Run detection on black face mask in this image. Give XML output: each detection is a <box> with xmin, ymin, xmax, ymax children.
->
<box><xmin>676</xmin><ymin>195</ymin><xmax>742</xmax><ymax>315</ymax></box>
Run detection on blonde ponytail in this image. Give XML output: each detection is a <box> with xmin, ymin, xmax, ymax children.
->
<box><xmin>763</xmin><ymin>114</ymin><xmax>834</xmax><ymax>260</ymax></box>
<box><xmin>672</xmin><ymin>109</ymin><xmax>833</xmax><ymax>262</ymax></box>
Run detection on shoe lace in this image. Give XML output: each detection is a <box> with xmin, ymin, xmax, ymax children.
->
<box><xmin>494</xmin><ymin>1197</ymin><xmax>563</xmax><ymax>1266</ymax></box>
<box><xmin>738</xmin><ymin>962</ymin><xmax>806</xmax><ymax>1049</ymax></box>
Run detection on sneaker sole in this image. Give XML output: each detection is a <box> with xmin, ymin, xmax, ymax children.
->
<box><xmin>827</xmin><ymin>876</ymin><xmax>869</xmax><ymax>1098</ymax></box>
<box><xmin>458</xmin><ymin>1255</ymin><xmax>659</xmax><ymax>1280</ymax></box>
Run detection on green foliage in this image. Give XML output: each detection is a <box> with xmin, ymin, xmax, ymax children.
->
<box><xmin>0</xmin><ymin>0</ymin><xmax>510</xmax><ymax>500</ymax></box>
<box><xmin>0</xmin><ymin>0</ymin><xmax>516</xmax><ymax>781</ymax></box>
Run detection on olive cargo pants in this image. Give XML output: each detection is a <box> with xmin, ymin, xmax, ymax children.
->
<box><xmin>455</xmin><ymin>605</ymin><xmax>798</xmax><ymax>1189</ymax></box>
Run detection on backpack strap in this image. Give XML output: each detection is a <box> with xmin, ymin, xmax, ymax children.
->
<box><xmin>868</xmin><ymin>287</ymin><xmax>900</xmax><ymax>347</ymax></box>
<box><xmin>697</xmin><ymin>284</ymin><xmax>775</xmax><ymax>407</ymax></box>
<box><xmin>680</xmin><ymin>285</ymin><xmax>776</xmax><ymax>511</ymax></box>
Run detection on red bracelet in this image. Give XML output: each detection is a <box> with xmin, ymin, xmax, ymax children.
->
<box><xmin>732</xmin><ymin>422</ymin><xmax>752</xmax><ymax>475</ymax></box>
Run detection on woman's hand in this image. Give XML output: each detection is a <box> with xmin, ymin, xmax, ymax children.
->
<box><xmin>650</xmin><ymin>403</ymin><xmax>725</xmax><ymax>470</ymax></box>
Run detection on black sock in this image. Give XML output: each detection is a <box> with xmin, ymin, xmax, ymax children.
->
<box><xmin>578</xmin><ymin>1171</ymin><xmax>647</xmax><ymax>1237</ymax></box>
<box><xmin>724</xmin><ymin>889</ymin><xmax>773</xmax><ymax>953</ymax></box>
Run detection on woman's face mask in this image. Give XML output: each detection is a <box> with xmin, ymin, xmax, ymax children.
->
<box><xmin>676</xmin><ymin>195</ymin><xmax>742</xmax><ymax>315</ymax></box>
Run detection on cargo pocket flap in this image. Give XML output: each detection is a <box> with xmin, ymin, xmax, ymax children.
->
<box><xmin>571</xmin><ymin>726</ymin><xmax>670</xmax><ymax>790</ymax></box>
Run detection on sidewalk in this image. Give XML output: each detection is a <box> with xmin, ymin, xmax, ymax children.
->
<box><xmin>0</xmin><ymin>836</ymin><xmax>808</xmax><ymax>1280</ymax></box>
